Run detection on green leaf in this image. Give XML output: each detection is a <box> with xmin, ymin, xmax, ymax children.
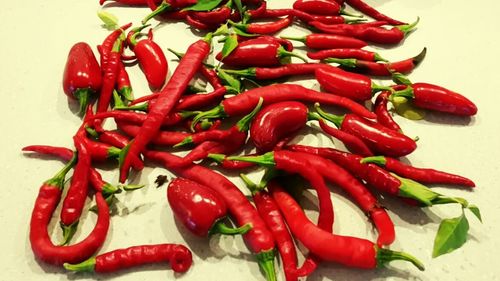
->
<box><xmin>182</xmin><ymin>0</ymin><xmax>224</xmax><ymax>11</ymax></box>
<box><xmin>467</xmin><ymin>205</ymin><xmax>482</xmax><ymax>223</ymax></box>
<box><xmin>432</xmin><ymin>213</ymin><xmax>469</xmax><ymax>258</ymax></box>
<box><xmin>392</xmin><ymin>96</ymin><xmax>426</xmax><ymax>120</ymax></box>
<box><xmin>97</xmin><ymin>10</ymin><xmax>119</xmax><ymax>30</ymax></box>
<box><xmin>218</xmin><ymin>70</ymin><xmax>241</xmax><ymax>93</ymax></box>
<box><xmin>234</xmin><ymin>0</ymin><xmax>244</xmax><ymax>17</ymax></box>
<box><xmin>221</xmin><ymin>34</ymin><xmax>239</xmax><ymax>60</ymax></box>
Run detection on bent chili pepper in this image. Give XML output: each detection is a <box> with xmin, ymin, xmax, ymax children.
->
<box><xmin>144</xmin><ymin>150</ymin><xmax>277</xmax><ymax>281</ymax></box>
<box><xmin>97</xmin><ymin>38</ymin><xmax>122</xmax><ymax>114</ymax></box>
<box><xmin>222</xmin><ymin>63</ymin><xmax>328</xmax><ymax>80</ymax></box>
<box><xmin>269</xmin><ymin>183</ymin><xmax>424</xmax><ymax>270</ymax></box>
<box><xmin>117</xmin><ymin>121</ymin><xmax>190</xmax><ymax>146</ymax></box>
<box><xmin>116</xmin><ymin>62</ymin><xmax>134</xmax><ymax>102</ymax></box>
<box><xmin>282</xmin><ymin>33</ymin><xmax>367</xmax><ymax>49</ymax></box>
<box><xmin>307</xmin><ymin>48</ymin><xmax>386</xmax><ymax>61</ymax></box>
<box><xmin>168</xmin><ymin>177</ymin><xmax>252</xmax><ymax>236</ymax></box>
<box><xmin>315</xmin><ymin>66</ymin><xmax>391</xmax><ymax>101</ymax></box>
<box><xmin>192</xmin><ymin>84</ymin><xmax>376</xmax><ymax>127</ymax></box>
<box><xmin>361</xmin><ymin>155</ymin><xmax>475</xmax><ymax>188</ymax></box>
<box><xmin>119</xmin><ymin>33</ymin><xmax>213</xmax><ymax>183</ymax></box>
<box><xmin>128</xmin><ymin>25</ymin><xmax>168</xmax><ymax>90</ymax></box>
<box><xmin>89</xmin><ymin>110</ymin><xmax>189</xmax><ymax>128</ymax></box>
<box><xmin>63</xmin><ymin>42</ymin><xmax>102</xmax><ymax>114</ymax></box>
<box><xmin>325</xmin><ymin>47</ymin><xmax>427</xmax><ymax>76</ymax></box>
<box><xmin>64</xmin><ymin>244</ymin><xmax>192</xmax><ymax>273</ymax></box>
<box><xmin>345</xmin><ymin>0</ymin><xmax>405</xmax><ymax>26</ymax></box>
<box><xmin>315</xmin><ymin>104</ymin><xmax>417</xmax><ymax>157</ymax></box>
<box><xmin>391</xmin><ymin>83</ymin><xmax>478</xmax><ymax>116</ymax></box>
<box><xmin>99</xmin><ymin>23</ymin><xmax>131</xmax><ymax>73</ymax></box>
<box><xmin>374</xmin><ymin>89</ymin><xmax>403</xmax><ymax>132</ymax></box>
<box><xmin>190</xmin><ymin>5</ymin><xmax>232</xmax><ymax>27</ymax></box>
<box><xmin>317</xmin><ymin>119</ymin><xmax>374</xmax><ymax>156</ymax></box>
<box><xmin>293</xmin><ymin>0</ymin><xmax>341</xmax><ymax>15</ymax></box>
<box><xmin>216</xmin><ymin>36</ymin><xmax>307</xmax><ymax>68</ymax></box>
<box><xmin>229</xmin><ymin>16</ymin><xmax>293</xmax><ymax>34</ymax></box>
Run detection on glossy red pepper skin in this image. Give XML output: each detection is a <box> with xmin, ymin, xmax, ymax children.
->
<box><xmin>129</xmin><ymin>31</ymin><xmax>168</xmax><ymax>90</ymax></box>
<box><xmin>293</xmin><ymin>0</ymin><xmax>341</xmax><ymax>15</ymax></box>
<box><xmin>99</xmin><ymin>23</ymin><xmax>132</xmax><ymax>73</ymax></box>
<box><xmin>216</xmin><ymin>37</ymin><xmax>290</xmax><ymax>67</ymax></box>
<box><xmin>288</xmin><ymin>33</ymin><xmax>367</xmax><ymax>49</ymax></box>
<box><xmin>90</xmin><ymin>110</ymin><xmax>185</xmax><ymax>127</ymax></box>
<box><xmin>116</xmin><ymin>62</ymin><xmax>133</xmax><ymax>101</ymax></box>
<box><xmin>345</xmin><ymin>0</ymin><xmax>405</xmax><ymax>26</ymax></box>
<box><xmin>116</xmin><ymin>121</ymin><xmax>190</xmax><ymax>146</ymax></box>
<box><xmin>375</xmin><ymin>91</ymin><xmax>402</xmax><ymax>132</ymax></box>
<box><xmin>250</xmin><ymin>101</ymin><xmax>308</xmax><ymax>153</ymax></box>
<box><xmin>318</xmin><ymin>119</ymin><xmax>374</xmax><ymax>156</ymax></box>
<box><xmin>340</xmin><ymin>114</ymin><xmax>417</xmax><ymax>157</ymax></box>
<box><xmin>62</xmin><ymin>42</ymin><xmax>102</xmax><ymax>112</ymax></box>
<box><xmin>97</xmin><ymin>40</ymin><xmax>122</xmax><ymax>114</ymax></box>
<box><xmin>168</xmin><ymin>178</ymin><xmax>227</xmax><ymax>236</ymax></box>
<box><xmin>177</xmin><ymin>87</ymin><xmax>227</xmax><ymax>110</ymax></box>
<box><xmin>315</xmin><ymin>66</ymin><xmax>373</xmax><ymax>101</ymax></box>
<box><xmin>258</xmin><ymin>8</ymin><xmax>347</xmax><ymax>25</ymax></box>
<box><xmin>409</xmin><ymin>83</ymin><xmax>477</xmax><ymax>116</ymax></box>
<box><xmin>310</xmin><ymin>21</ymin><xmax>407</xmax><ymax>44</ymax></box>
<box><xmin>307</xmin><ymin>48</ymin><xmax>380</xmax><ymax>61</ymax></box>
<box><xmin>236</xmin><ymin>16</ymin><xmax>293</xmax><ymax>34</ymax></box>
<box><xmin>191</xmin><ymin>6</ymin><xmax>231</xmax><ymax>26</ymax></box>
<box><xmin>226</xmin><ymin>63</ymin><xmax>327</xmax><ymax>80</ymax></box>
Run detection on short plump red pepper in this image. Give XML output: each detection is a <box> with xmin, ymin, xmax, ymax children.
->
<box><xmin>62</xmin><ymin>42</ymin><xmax>102</xmax><ymax>114</ymax></box>
<box><xmin>167</xmin><ymin>177</ymin><xmax>252</xmax><ymax>236</ymax></box>
<box><xmin>293</xmin><ymin>0</ymin><xmax>341</xmax><ymax>15</ymax></box>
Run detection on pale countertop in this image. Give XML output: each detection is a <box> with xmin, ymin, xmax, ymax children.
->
<box><xmin>1</xmin><ymin>0</ymin><xmax>500</xmax><ymax>280</ymax></box>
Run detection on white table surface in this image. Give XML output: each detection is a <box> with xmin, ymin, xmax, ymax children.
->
<box><xmin>1</xmin><ymin>0</ymin><xmax>500</xmax><ymax>280</ymax></box>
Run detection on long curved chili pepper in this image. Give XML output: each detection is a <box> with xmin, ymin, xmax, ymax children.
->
<box><xmin>222</xmin><ymin>63</ymin><xmax>328</xmax><ymax>80</ymax></box>
<box><xmin>97</xmin><ymin>38</ymin><xmax>122</xmax><ymax>115</ymax></box>
<box><xmin>207</xmin><ymin>153</ymin><xmax>257</xmax><ymax>170</ymax></box>
<box><xmin>293</xmin><ymin>0</ymin><xmax>341</xmax><ymax>15</ymax></box>
<box><xmin>318</xmin><ymin>119</ymin><xmax>374</xmax><ymax>156</ymax></box>
<box><xmin>258</xmin><ymin>8</ymin><xmax>357</xmax><ymax>25</ymax></box>
<box><xmin>186</xmin><ymin>14</ymin><xmax>212</xmax><ymax>30</ymax></box>
<box><xmin>89</xmin><ymin>110</ymin><xmax>189</xmax><ymax>127</ymax></box>
<box><xmin>307</xmin><ymin>48</ymin><xmax>386</xmax><ymax>61</ymax></box>
<box><xmin>119</xmin><ymin>34</ymin><xmax>213</xmax><ymax>182</ymax></box>
<box><xmin>191</xmin><ymin>5</ymin><xmax>232</xmax><ymax>26</ymax></box>
<box><xmin>229</xmin><ymin>16</ymin><xmax>293</xmax><ymax>35</ymax></box>
<box><xmin>361</xmin><ymin>155</ymin><xmax>475</xmax><ymax>188</ymax></box>
<box><xmin>168</xmin><ymin>177</ymin><xmax>252</xmax><ymax>236</ymax></box>
<box><xmin>391</xmin><ymin>83</ymin><xmax>477</xmax><ymax>116</ymax></box>
<box><xmin>315</xmin><ymin>66</ymin><xmax>391</xmax><ymax>101</ymax></box>
<box><xmin>325</xmin><ymin>47</ymin><xmax>427</xmax><ymax>76</ymax></box>
<box><xmin>64</xmin><ymin>244</ymin><xmax>192</xmax><ymax>273</ymax></box>
<box><xmin>59</xmin><ymin>136</ymin><xmax>91</xmax><ymax>245</ymax></box>
<box><xmin>374</xmin><ymin>91</ymin><xmax>402</xmax><ymax>132</ymax></box>
<box><xmin>176</xmin><ymin>86</ymin><xmax>230</xmax><ymax>110</ymax></box>
<box><xmin>269</xmin><ymin>183</ymin><xmax>424</xmax><ymax>270</ymax></box>
<box><xmin>29</xmin><ymin>157</ymin><xmax>110</xmax><ymax>265</ymax></box>
<box><xmin>128</xmin><ymin>25</ymin><xmax>168</xmax><ymax>90</ymax></box>
<box><xmin>345</xmin><ymin>0</ymin><xmax>405</xmax><ymax>26</ymax></box>
<box><xmin>216</xmin><ymin>36</ymin><xmax>307</xmax><ymax>67</ymax></box>
<box><xmin>192</xmin><ymin>84</ymin><xmax>376</xmax><ymax>128</ymax></box>
<box><xmin>316</xmin><ymin>104</ymin><xmax>417</xmax><ymax>157</ymax></box>
<box><xmin>117</xmin><ymin>121</ymin><xmax>190</xmax><ymax>146</ymax></box>
<box><xmin>143</xmin><ymin>150</ymin><xmax>277</xmax><ymax>281</ymax></box>
<box><xmin>116</xmin><ymin>62</ymin><xmax>134</xmax><ymax>102</ymax></box>
<box><xmin>282</xmin><ymin>33</ymin><xmax>367</xmax><ymax>49</ymax></box>
<box><xmin>99</xmin><ymin>23</ymin><xmax>132</xmax><ymax>72</ymax></box>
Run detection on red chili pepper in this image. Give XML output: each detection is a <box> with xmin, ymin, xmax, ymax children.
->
<box><xmin>99</xmin><ymin>23</ymin><xmax>132</xmax><ymax>71</ymax></box>
<box><xmin>325</xmin><ymin>47</ymin><xmax>427</xmax><ymax>76</ymax></box>
<box><xmin>315</xmin><ymin>66</ymin><xmax>391</xmax><ymax>101</ymax></box>
<box><xmin>97</xmin><ymin>38</ymin><xmax>122</xmax><ymax>114</ymax></box>
<box><xmin>116</xmin><ymin>121</ymin><xmax>190</xmax><ymax>146</ymax></box>
<box><xmin>89</xmin><ymin>110</ymin><xmax>189</xmax><ymax>127</ymax></box>
<box><xmin>100</xmin><ymin>0</ymin><xmax>155</xmax><ymax>5</ymax></box>
<box><xmin>207</xmin><ymin>153</ymin><xmax>257</xmax><ymax>170</ymax></box>
<box><xmin>168</xmin><ymin>177</ymin><xmax>252</xmax><ymax>236</ymax></box>
<box><xmin>64</xmin><ymin>244</ymin><xmax>192</xmax><ymax>273</ymax></box>
<box><xmin>374</xmin><ymin>90</ymin><xmax>402</xmax><ymax>132</ymax></box>
<box><xmin>361</xmin><ymin>155</ymin><xmax>475</xmax><ymax>188</ymax></box>
<box><xmin>293</xmin><ymin>0</ymin><xmax>341</xmax><ymax>16</ymax></box>
<box><xmin>192</xmin><ymin>84</ymin><xmax>376</xmax><ymax>127</ymax></box>
<box><xmin>260</xmin><ymin>8</ymin><xmax>358</xmax><ymax>25</ymax></box>
<box><xmin>128</xmin><ymin>25</ymin><xmax>168</xmax><ymax>90</ymax></box>
<box><xmin>176</xmin><ymin>86</ymin><xmax>230</xmax><ymax>111</ymax></box>
<box><xmin>307</xmin><ymin>48</ymin><xmax>386</xmax><ymax>61</ymax></box>
<box><xmin>119</xmin><ymin>34</ymin><xmax>212</xmax><ymax>182</ymax></box>
<box><xmin>318</xmin><ymin>119</ymin><xmax>374</xmax><ymax>156</ymax></box>
<box><xmin>29</xmin><ymin>157</ymin><xmax>110</xmax><ymax>265</ymax></box>
<box><xmin>191</xmin><ymin>6</ymin><xmax>232</xmax><ymax>26</ymax></box>
<box><xmin>144</xmin><ymin>150</ymin><xmax>277</xmax><ymax>280</ymax></box>
<box><xmin>315</xmin><ymin>104</ymin><xmax>417</xmax><ymax>157</ymax></box>
<box><xmin>250</xmin><ymin>101</ymin><xmax>309</xmax><ymax>153</ymax></box>
<box><xmin>223</xmin><ymin>63</ymin><xmax>328</xmax><ymax>80</ymax></box>
<box><xmin>269</xmin><ymin>183</ymin><xmax>424</xmax><ymax>270</ymax></box>
<box><xmin>116</xmin><ymin>62</ymin><xmax>133</xmax><ymax>102</ymax></box>
<box><xmin>186</xmin><ymin>14</ymin><xmax>212</xmax><ymax>30</ymax></box>
<box><xmin>245</xmin><ymin>0</ymin><xmax>267</xmax><ymax>18</ymax></box>
<box><xmin>216</xmin><ymin>36</ymin><xmax>307</xmax><ymax>68</ymax></box>
<box><xmin>282</xmin><ymin>33</ymin><xmax>367</xmax><ymax>49</ymax></box>
<box><xmin>229</xmin><ymin>16</ymin><xmax>293</xmax><ymax>35</ymax></box>
<box><xmin>62</xmin><ymin>42</ymin><xmax>102</xmax><ymax>114</ymax></box>
<box><xmin>391</xmin><ymin>83</ymin><xmax>478</xmax><ymax>116</ymax></box>
<box><xmin>345</xmin><ymin>0</ymin><xmax>405</xmax><ymax>25</ymax></box>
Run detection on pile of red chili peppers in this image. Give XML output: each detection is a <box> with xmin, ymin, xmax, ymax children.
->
<box><xmin>24</xmin><ymin>0</ymin><xmax>482</xmax><ymax>280</ymax></box>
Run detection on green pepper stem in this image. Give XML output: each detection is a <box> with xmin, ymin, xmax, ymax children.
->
<box><xmin>190</xmin><ymin>105</ymin><xmax>226</xmax><ymax>132</ymax></box>
<box><xmin>85</xmin><ymin>126</ymin><xmax>99</xmax><ymax>139</ymax></box>
<box><xmin>228</xmin><ymin>20</ymin><xmax>248</xmax><ymax>32</ymax></box>
<box><xmin>227</xmin><ymin>152</ymin><xmax>276</xmax><ymax>167</ymax></box>
<box><xmin>432</xmin><ymin>196</ymin><xmax>468</xmax><ymax>208</ymax></box>
<box><xmin>324</xmin><ymin>57</ymin><xmax>358</xmax><ymax>68</ymax></box>
<box><xmin>167</xmin><ymin>48</ymin><xmax>184</xmax><ymax>59</ymax></box>
<box><xmin>397</xmin><ymin>17</ymin><xmax>420</xmax><ymax>35</ymax></box>
<box><xmin>44</xmin><ymin>154</ymin><xmax>77</xmax><ymax>188</ymax></box>
<box><xmin>120</xmin><ymin>183</ymin><xmax>145</xmax><ymax>191</ymax></box>
<box><xmin>376</xmin><ymin>247</ymin><xmax>425</xmax><ymax>271</ymax></box>
<box><xmin>279</xmin><ymin>35</ymin><xmax>306</xmax><ymax>43</ymax></box>
<box><xmin>278</xmin><ymin>47</ymin><xmax>308</xmax><ymax>63</ymax></box>
<box><xmin>236</xmin><ymin>97</ymin><xmax>263</xmax><ymax>132</ymax></box>
<box><xmin>129</xmin><ymin>24</ymin><xmax>151</xmax><ymax>46</ymax></box>
<box><xmin>307</xmin><ymin>111</ymin><xmax>321</xmax><ymax>121</ymax></box>
<box><xmin>391</xmin><ymin>86</ymin><xmax>415</xmax><ymax>99</ymax></box>
<box><xmin>64</xmin><ymin>257</ymin><xmax>96</xmax><ymax>272</ymax></box>
<box><xmin>112</xmin><ymin>89</ymin><xmax>125</xmax><ymax>108</ymax></box>
<box><xmin>107</xmin><ymin>146</ymin><xmax>122</xmax><ymax>159</ymax></box>
<box><xmin>373</xmin><ymin>52</ymin><xmax>388</xmax><ymax>62</ymax></box>
<box><xmin>102</xmin><ymin>182</ymin><xmax>121</xmax><ymax>195</ymax></box>
<box><xmin>60</xmin><ymin>221</ymin><xmax>79</xmax><ymax>246</ymax></box>
<box><xmin>240</xmin><ymin>173</ymin><xmax>260</xmax><ymax>195</ymax></box>
<box><xmin>413</xmin><ymin>47</ymin><xmax>427</xmax><ymax>66</ymax></box>
<box><xmin>396</xmin><ymin>175</ymin><xmax>439</xmax><ymax>206</ymax></box>
<box><xmin>222</xmin><ymin>68</ymin><xmax>257</xmax><ymax>78</ymax></box>
<box><xmin>371</xmin><ymin>82</ymin><xmax>393</xmax><ymax>94</ymax></box>
<box><xmin>119</xmin><ymin>86</ymin><xmax>134</xmax><ymax>102</ymax></box>
<box><xmin>209</xmin><ymin>221</ymin><xmax>252</xmax><ymax>236</ymax></box>
<box><xmin>391</xmin><ymin>72</ymin><xmax>413</xmax><ymax>86</ymax></box>
<box><xmin>74</xmin><ymin>88</ymin><xmax>92</xmax><ymax>116</ymax></box>
<box><xmin>257</xmin><ymin>250</ymin><xmax>277</xmax><ymax>281</ymax></box>
<box><xmin>314</xmin><ymin>103</ymin><xmax>344</xmax><ymax>128</ymax></box>
<box><xmin>207</xmin><ymin>153</ymin><xmax>225</xmax><ymax>164</ymax></box>
<box><xmin>114</xmin><ymin>103</ymin><xmax>149</xmax><ymax>112</ymax></box>
<box><xmin>173</xmin><ymin>136</ymin><xmax>194</xmax><ymax>148</ymax></box>
<box><xmin>360</xmin><ymin>156</ymin><xmax>387</xmax><ymax>166</ymax></box>
<box><xmin>142</xmin><ymin>1</ymin><xmax>171</xmax><ymax>25</ymax></box>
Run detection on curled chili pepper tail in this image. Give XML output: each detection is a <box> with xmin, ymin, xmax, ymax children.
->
<box><xmin>120</xmin><ymin>183</ymin><xmax>146</xmax><ymax>191</ymax></box>
<box><xmin>227</xmin><ymin>152</ymin><xmax>276</xmax><ymax>167</ymax></box>
<box><xmin>173</xmin><ymin>136</ymin><xmax>194</xmax><ymax>148</ymax></box>
<box><xmin>412</xmin><ymin>47</ymin><xmax>427</xmax><ymax>66</ymax></box>
<box><xmin>170</xmin><ymin>245</ymin><xmax>193</xmax><ymax>273</ymax></box>
<box><xmin>376</xmin><ymin>248</ymin><xmax>425</xmax><ymax>271</ymax></box>
<box><xmin>208</xmin><ymin>221</ymin><xmax>253</xmax><ymax>236</ymax></box>
<box><xmin>63</xmin><ymin>257</ymin><xmax>96</xmax><ymax>272</ymax></box>
<box><xmin>236</xmin><ymin>97</ymin><xmax>263</xmax><ymax>132</ymax></box>
<box><xmin>397</xmin><ymin>17</ymin><xmax>420</xmax><ymax>36</ymax></box>
<box><xmin>142</xmin><ymin>1</ymin><xmax>171</xmax><ymax>24</ymax></box>
<box><xmin>257</xmin><ymin>250</ymin><xmax>277</xmax><ymax>281</ymax></box>
<box><xmin>60</xmin><ymin>221</ymin><xmax>79</xmax><ymax>246</ymax></box>
<box><xmin>314</xmin><ymin>103</ymin><xmax>344</xmax><ymax>128</ymax></box>
<box><xmin>74</xmin><ymin>88</ymin><xmax>92</xmax><ymax>116</ymax></box>
<box><xmin>190</xmin><ymin>105</ymin><xmax>225</xmax><ymax>132</ymax></box>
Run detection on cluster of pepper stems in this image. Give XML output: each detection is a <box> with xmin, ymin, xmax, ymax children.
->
<box><xmin>24</xmin><ymin>0</ymin><xmax>482</xmax><ymax>280</ymax></box>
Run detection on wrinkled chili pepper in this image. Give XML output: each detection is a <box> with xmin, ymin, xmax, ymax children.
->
<box><xmin>63</xmin><ymin>42</ymin><xmax>102</xmax><ymax>114</ymax></box>
<box><xmin>325</xmin><ymin>47</ymin><xmax>426</xmax><ymax>76</ymax></box>
<box><xmin>361</xmin><ymin>155</ymin><xmax>475</xmax><ymax>187</ymax></box>
<box><xmin>318</xmin><ymin>119</ymin><xmax>374</xmax><ymax>156</ymax></box>
<box><xmin>119</xmin><ymin>33</ymin><xmax>213</xmax><ymax>183</ymax></box>
<box><xmin>99</xmin><ymin>23</ymin><xmax>132</xmax><ymax>73</ymax></box>
<box><xmin>116</xmin><ymin>62</ymin><xmax>134</xmax><ymax>102</ymax></box>
<box><xmin>64</xmin><ymin>244</ymin><xmax>192</xmax><ymax>273</ymax></box>
<box><xmin>97</xmin><ymin>38</ymin><xmax>123</xmax><ymax>114</ymax></box>
<box><xmin>345</xmin><ymin>0</ymin><xmax>405</xmax><ymax>26</ymax></box>
<box><xmin>222</xmin><ymin>63</ymin><xmax>328</xmax><ymax>80</ymax></box>
<box><xmin>144</xmin><ymin>150</ymin><xmax>277</xmax><ymax>281</ymax></box>
<box><xmin>293</xmin><ymin>0</ymin><xmax>341</xmax><ymax>16</ymax></box>
<box><xmin>127</xmin><ymin>25</ymin><xmax>168</xmax><ymax>90</ymax></box>
<box><xmin>315</xmin><ymin>103</ymin><xmax>417</xmax><ymax>157</ymax></box>
<box><xmin>168</xmin><ymin>177</ymin><xmax>252</xmax><ymax>236</ymax></box>
<box><xmin>229</xmin><ymin>16</ymin><xmax>293</xmax><ymax>35</ymax></box>
<box><xmin>307</xmin><ymin>48</ymin><xmax>386</xmax><ymax>61</ymax></box>
<box><xmin>192</xmin><ymin>84</ymin><xmax>376</xmax><ymax>128</ymax></box>
<box><xmin>391</xmin><ymin>83</ymin><xmax>478</xmax><ymax>116</ymax></box>
<box><xmin>282</xmin><ymin>33</ymin><xmax>367</xmax><ymax>49</ymax></box>
<box><xmin>269</xmin><ymin>182</ymin><xmax>424</xmax><ymax>270</ymax></box>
